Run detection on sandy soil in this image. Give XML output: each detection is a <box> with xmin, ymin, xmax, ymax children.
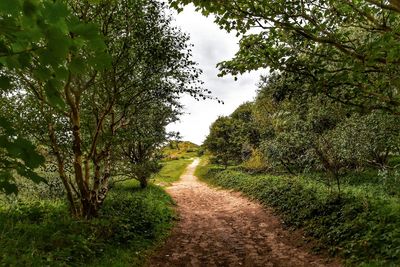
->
<box><xmin>148</xmin><ymin>159</ymin><xmax>341</xmax><ymax>267</ymax></box>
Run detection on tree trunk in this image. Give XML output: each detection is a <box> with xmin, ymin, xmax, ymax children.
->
<box><xmin>65</xmin><ymin>84</ymin><xmax>93</xmax><ymax>218</ymax></box>
<box><xmin>139</xmin><ymin>176</ymin><xmax>148</xmax><ymax>189</ymax></box>
<box><xmin>48</xmin><ymin>123</ymin><xmax>79</xmax><ymax>216</ymax></box>
<box><xmin>81</xmin><ymin>198</ymin><xmax>99</xmax><ymax>219</ymax></box>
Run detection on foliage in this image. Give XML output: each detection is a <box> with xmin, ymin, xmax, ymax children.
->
<box><xmin>204</xmin><ymin>102</ymin><xmax>259</xmax><ymax>167</ymax></box>
<box><xmin>330</xmin><ymin>112</ymin><xmax>400</xmax><ymax>168</ymax></box>
<box><xmin>204</xmin><ymin>116</ymin><xmax>241</xmax><ymax>167</ymax></box>
<box><xmin>115</xmin><ymin>103</ymin><xmax>176</xmax><ymax>189</ymax></box>
<box><xmin>204</xmin><ymin>71</ymin><xmax>400</xmax><ymax>192</ymax></box>
<box><xmin>1</xmin><ymin>0</ymin><xmax>208</xmax><ymax>218</ymax></box>
<box><xmin>196</xmin><ymin>161</ymin><xmax>400</xmax><ymax>266</ymax></box>
<box><xmin>241</xmin><ymin>148</ymin><xmax>269</xmax><ymax>173</ymax></box>
<box><xmin>0</xmin><ymin>0</ymin><xmax>109</xmax><ymax>195</ymax></box>
<box><xmin>170</xmin><ymin>0</ymin><xmax>400</xmax><ymax>114</ymax></box>
<box><xmin>162</xmin><ymin>141</ymin><xmax>199</xmax><ymax>160</ymax></box>
<box><xmin>0</xmin><ymin>116</ymin><xmax>46</xmax><ymax>194</ymax></box>
<box><xmin>0</xmin><ymin>181</ymin><xmax>175</xmax><ymax>266</ymax></box>
<box><xmin>257</xmin><ymin>83</ymin><xmax>400</xmax><ymax>183</ymax></box>
<box><xmin>0</xmin><ymin>0</ymin><xmax>109</xmax><ymax>102</ymax></box>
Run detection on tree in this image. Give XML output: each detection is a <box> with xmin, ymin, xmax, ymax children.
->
<box><xmin>170</xmin><ymin>0</ymin><xmax>400</xmax><ymax>113</ymax></box>
<box><xmin>1</xmin><ymin>0</ymin><xmax>207</xmax><ymax>218</ymax></box>
<box><xmin>204</xmin><ymin>116</ymin><xmax>242</xmax><ymax>168</ymax></box>
<box><xmin>0</xmin><ymin>0</ymin><xmax>109</xmax><ymax>196</ymax></box>
<box><xmin>204</xmin><ymin>102</ymin><xmax>262</xmax><ymax>167</ymax></box>
<box><xmin>115</xmin><ymin>101</ymin><xmax>178</xmax><ymax>189</ymax></box>
<box><xmin>330</xmin><ymin>112</ymin><xmax>400</xmax><ymax>169</ymax></box>
<box><xmin>230</xmin><ymin>102</ymin><xmax>260</xmax><ymax>150</ymax></box>
<box><xmin>251</xmin><ymin>72</ymin><xmax>400</xmax><ymax>191</ymax></box>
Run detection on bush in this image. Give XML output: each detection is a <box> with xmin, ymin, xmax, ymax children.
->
<box><xmin>0</xmin><ymin>181</ymin><xmax>175</xmax><ymax>266</ymax></box>
<box><xmin>241</xmin><ymin>149</ymin><xmax>269</xmax><ymax>173</ymax></box>
<box><xmin>197</xmin><ymin>147</ymin><xmax>205</xmax><ymax>157</ymax></box>
<box><xmin>196</xmin><ymin>163</ymin><xmax>400</xmax><ymax>266</ymax></box>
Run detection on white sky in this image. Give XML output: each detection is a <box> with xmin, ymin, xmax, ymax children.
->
<box><xmin>166</xmin><ymin>5</ymin><xmax>264</xmax><ymax>145</ymax></box>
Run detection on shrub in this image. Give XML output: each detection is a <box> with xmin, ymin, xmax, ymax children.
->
<box><xmin>0</xmin><ymin>182</ymin><xmax>174</xmax><ymax>266</ymax></box>
<box><xmin>196</xmin><ymin>163</ymin><xmax>400</xmax><ymax>266</ymax></box>
<box><xmin>241</xmin><ymin>149</ymin><xmax>269</xmax><ymax>173</ymax></box>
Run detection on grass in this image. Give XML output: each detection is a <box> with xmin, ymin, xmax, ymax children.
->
<box><xmin>195</xmin><ymin>158</ymin><xmax>400</xmax><ymax>267</ymax></box>
<box><xmin>162</xmin><ymin>141</ymin><xmax>199</xmax><ymax>160</ymax></box>
<box><xmin>154</xmin><ymin>140</ymin><xmax>198</xmax><ymax>186</ymax></box>
<box><xmin>0</xmin><ymin>180</ymin><xmax>175</xmax><ymax>267</ymax></box>
<box><xmin>154</xmin><ymin>158</ymin><xmax>195</xmax><ymax>186</ymax></box>
<box><xmin>0</xmin><ymin>142</ymin><xmax>199</xmax><ymax>266</ymax></box>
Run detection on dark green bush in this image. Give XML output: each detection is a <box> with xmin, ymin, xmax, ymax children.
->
<box><xmin>196</xmin><ymin>164</ymin><xmax>400</xmax><ymax>266</ymax></box>
<box><xmin>0</xmin><ymin>182</ymin><xmax>174</xmax><ymax>266</ymax></box>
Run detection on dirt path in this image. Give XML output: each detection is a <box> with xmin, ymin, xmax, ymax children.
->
<box><xmin>149</xmin><ymin>159</ymin><xmax>340</xmax><ymax>267</ymax></box>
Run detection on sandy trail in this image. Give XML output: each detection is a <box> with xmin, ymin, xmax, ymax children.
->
<box><xmin>148</xmin><ymin>159</ymin><xmax>340</xmax><ymax>267</ymax></box>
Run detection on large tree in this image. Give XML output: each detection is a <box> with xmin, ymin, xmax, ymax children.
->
<box><xmin>115</xmin><ymin>101</ymin><xmax>178</xmax><ymax>189</ymax></box>
<box><xmin>204</xmin><ymin>116</ymin><xmax>242</xmax><ymax>168</ymax></box>
<box><xmin>1</xmin><ymin>0</ymin><xmax>207</xmax><ymax>218</ymax></box>
<box><xmin>0</xmin><ymin>0</ymin><xmax>109</xmax><ymax>195</ymax></box>
<box><xmin>170</xmin><ymin>0</ymin><xmax>400</xmax><ymax>113</ymax></box>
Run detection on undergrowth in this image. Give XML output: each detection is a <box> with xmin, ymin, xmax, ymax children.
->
<box><xmin>195</xmin><ymin>160</ymin><xmax>400</xmax><ymax>266</ymax></box>
<box><xmin>0</xmin><ymin>180</ymin><xmax>175</xmax><ymax>266</ymax></box>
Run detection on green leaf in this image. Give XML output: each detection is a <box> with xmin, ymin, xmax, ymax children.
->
<box><xmin>0</xmin><ymin>0</ymin><xmax>22</xmax><ymax>16</ymax></box>
<box><xmin>0</xmin><ymin>135</ymin><xmax>9</xmax><ymax>147</ymax></box>
<box><xmin>17</xmin><ymin>139</ymin><xmax>45</xmax><ymax>168</ymax></box>
<box><xmin>22</xmin><ymin>0</ymin><xmax>38</xmax><ymax>18</ymax></box>
<box><xmin>70</xmin><ymin>37</ymin><xmax>86</xmax><ymax>50</ymax></box>
<box><xmin>0</xmin><ymin>40</ymin><xmax>9</xmax><ymax>54</ymax></box>
<box><xmin>39</xmin><ymin>50</ymin><xmax>59</xmax><ymax>67</ymax></box>
<box><xmin>69</xmin><ymin>57</ymin><xmax>86</xmax><ymax>74</ymax></box>
<box><xmin>0</xmin><ymin>173</ymin><xmax>18</xmax><ymax>195</ymax></box>
<box><xmin>71</xmin><ymin>23</ymin><xmax>99</xmax><ymax>39</ymax></box>
<box><xmin>14</xmin><ymin>25</ymin><xmax>42</xmax><ymax>43</ymax></box>
<box><xmin>0</xmin><ymin>116</ymin><xmax>13</xmax><ymax>134</ymax></box>
<box><xmin>11</xmin><ymin>41</ymin><xmax>27</xmax><ymax>53</ymax></box>
<box><xmin>15</xmin><ymin>163</ymin><xmax>46</xmax><ymax>184</ymax></box>
<box><xmin>18</xmin><ymin>52</ymin><xmax>32</xmax><ymax>68</ymax></box>
<box><xmin>55</xmin><ymin>66</ymin><xmax>69</xmax><ymax>80</ymax></box>
<box><xmin>43</xmin><ymin>1</ymin><xmax>69</xmax><ymax>23</ymax></box>
<box><xmin>44</xmin><ymin>79</ymin><xmax>65</xmax><ymax>109</ymax></box>
<box><xmin>33</xmin><ymin>65</ymin><xmax>52</xmax><ymax>81</ymax></box>
<box><xmin>0</xmin><ymin>76</ymin><xmax>12</xmax><ymax>90</ymax></box>
<box><xmin>47</xmin><ymin>26</ymin><xmax>70</xmax><ymax>62</ymax></box>
<box><xmin>5</xmin><ymin>55</ymin><xmax>20</xmax><ymax>69</ymax></box>
<box><xmin>5</xmin><ymin>138</ymin><xmax>45</xmax><ymax>168</ymax></box>
<box><xmin>88</xmin><ymin>53</ymin><xmax>112</xmax><ymax>71</ymax></box>
<box><xmin>87</xmin><ymin>37</ymin><xmax>107</xmax><ymax>52</ymax></box>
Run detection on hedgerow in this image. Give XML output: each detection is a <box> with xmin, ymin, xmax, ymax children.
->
<box><xmin>196</xmin><ymin>163</ymin><xmax>400</xmax><ymax>266</ymax></box>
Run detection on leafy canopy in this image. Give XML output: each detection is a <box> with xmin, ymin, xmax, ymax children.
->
<box><xmin>170</xmin><ymin>0</ymin><xmax>400</xmax><ymax>113</ymax></box>
<box><xmin>0</xmin><ymin>0</ymin><xmax>110</xmax><ymax>194</ymax></box>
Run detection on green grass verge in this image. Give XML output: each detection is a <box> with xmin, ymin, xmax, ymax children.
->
<box><xmin>154</xmin><ymin>158</ymin><xmax>194</xmax><ymax>185</ymax></box>
<box><xmin>195</xmin><ymin>159</ymin><xmax>400</xmax><ymax>267</ymax></box>
<box><xmin>0</xmin><ymin>180</ymin><xmax>175</xmax><ymax>266</ymax></box>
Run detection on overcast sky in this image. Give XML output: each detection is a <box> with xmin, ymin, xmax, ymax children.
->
<box><xmin>166</xmin><ymin>5</ymin><xmax>264</xmax><ymax>145</ymax></box>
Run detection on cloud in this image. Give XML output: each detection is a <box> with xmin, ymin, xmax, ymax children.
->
<box><xmin>166</xmin><ymin>5</ymin><xmax>264</xmax><ymax>145</ymax></box>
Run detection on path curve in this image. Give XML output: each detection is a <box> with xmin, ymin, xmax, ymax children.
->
<box><xmin>149</xmin><ymin>159</ymin><xmax>340</xmax><ymax>267</ymax></box>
